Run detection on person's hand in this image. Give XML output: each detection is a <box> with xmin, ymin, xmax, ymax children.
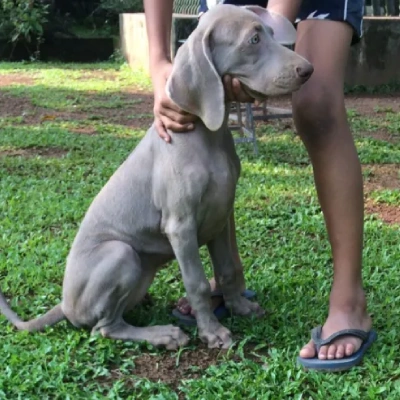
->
<box><xmin>151</xmin><ymin>61</ymin><xmax>258</xmax><ymax>142</ymax></box>
<box><xmin>151</xmin><ymin>60</ymin><xmax>197</xmax><ymax>142</ymax></box>
<box><xmin>222</xmin><ymin>75</ymin><xmax>255</xmax><ymax>103</ymax></box>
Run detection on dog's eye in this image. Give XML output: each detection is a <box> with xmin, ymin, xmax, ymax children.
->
<box><xmin>249</xmin><ymin>34</ymin><xmax>260</xmax><ymax>45</ymax></box>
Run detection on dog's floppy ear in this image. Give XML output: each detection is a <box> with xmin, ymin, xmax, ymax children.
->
<box><xmin>166</xmin><ymin>26</ymin><xmax>225</xmax><ymax>132</ymax></box>
<box><xmin>243</xmin><ymin>6</ymin><xmax>297</xmax><ymax>46</ymax></box>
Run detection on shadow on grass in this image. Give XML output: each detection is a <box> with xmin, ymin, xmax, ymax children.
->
<box><xmin>0</xmin><ymin>61</ymin><xmax>126</xmax><ymax>72</ymax></box>
<box><xmin>0</xmin><ymin>83</ymin><xmax>155</xmax><ymax>132</ymax></box>
<box><xmin>1</xmin><ymin>84</ymin><xmax>154</xmax><ymax>110</ymax></box>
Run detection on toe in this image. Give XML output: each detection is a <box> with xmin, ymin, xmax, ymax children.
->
<box><xmin>204</xmin><ymin>335</ymin><xmax>220</xmax><ymax>349</ymax></box>
<box><xmin>345</xmin><ymin>342</ymin><xmax>356</xmax><ymax>356</ymax></box>
<box><xmin>335</xmin><ymin>344</ymin><xmax>345</xmax><ymax>359</ymax></box>
<box><xmin>170</xmin><ymin>326</ymin><xmax>184</xmax><ymax>339</ymax></box>
<box><xmin>176</xmin><ymin>298</ymin><xmax>191</xmax><ymax>314</ymax></box>
<box><xmin>326</xmin><ymin>344</ymin><xmax>337</xmax><ymax>360</ymax></box>
<box><xmin>254</xmin><ymin>303</ymin><xmax>265</xmax><ymax>317</ymax></box>
<box><xmin>178</xmin><ymin>332</ymin><xmax>190</xmax><ymax>347</ymax></box>
<box><xmin>299</xmin><ymin>340</ymin><xmax>316</xmax><ymax>358</ymax></box>
<box><xmin>221</xmin><ymin>336</ymin><xmax>233</xmax><ymax>349</ymax></box>
<box><xmin>247</xmin><ymin>301</ymin><xmax>264</xmax><ymax>315</ymax></box>
<box><xmin>318</xmin><ymin>345</ymin><xmax>328</xmax><ymax>360</ymax></box>
<box><xmin>165</xmin><ymin>340</ymin><xmax>179</xmax><ymax>350</ymax></box>
<box><xmin>219</xmin><ymin>329</ymin><xmax>232</xmax><ymax>347</ymax></box>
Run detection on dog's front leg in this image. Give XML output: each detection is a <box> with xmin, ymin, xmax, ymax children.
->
<box><xmin>165</xmin><ymin>218</ymin><xmax>232</xmax><ymax>349</ymax></box>
<box><xmin>207</xmin><ymin>221</ymin><xmax>264</xmax><ymax>317</ymax></box>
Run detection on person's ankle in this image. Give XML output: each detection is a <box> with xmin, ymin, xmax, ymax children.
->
<box><xmin>329</xmin><ymin>285</ymin><xmax>367</xmax><ymax>314</ymax></box>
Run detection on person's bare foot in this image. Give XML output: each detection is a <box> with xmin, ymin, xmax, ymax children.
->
<box><xmin>176</xmin><ymin>278</ymin><xmax>223</xmax><ymax>316</ymax></box>
<box><xmin>299</xmin><ymin>289</ymin><xmax>372</xmax><ymax>360</ymax></box>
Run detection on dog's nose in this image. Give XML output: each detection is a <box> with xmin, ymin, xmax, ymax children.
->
<box><xmin>296</xmin><ymin>64</ymin><xmax>314</xmax><ymax>81</ymax></box>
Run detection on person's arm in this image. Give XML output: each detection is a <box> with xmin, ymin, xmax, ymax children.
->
<box><xmin>143</xmin><ymin>0</ymin><xmax>173</xmax><ymax>75</ymax></box>
<box><xmin>143</xmin><ymin>0</ymin><xmax>197</xmax><ymax>140</ymax></box>
<box><xmin>266</xmin><ymin>0</ymin><xmax>303</xmax><ymax>23</ymax></box>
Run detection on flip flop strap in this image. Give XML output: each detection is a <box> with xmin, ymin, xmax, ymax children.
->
<box><xmin>210</xmin><ymin>289</ymin><xmax>253</xmax><ymax>298</ymax></box>
<box><xmin>311</xmin><ymin>326</ymin><xmax>370</xmax><ymax>352</ymax></box>
<box><xmin>210</xmin><ymin>289</ymin><xmax>224</xmax><ymax>298</ymax></box>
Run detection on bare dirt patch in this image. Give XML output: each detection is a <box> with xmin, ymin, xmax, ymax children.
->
<box><xmin>0</xmin><ymin>92</ymin><xmax>34</xmax><ymax>117</ymax></box>
<box><xmin>0</xmin><ymin>147</ymin><xmax>67</xmax><ymax>158</ymax></box>
<box><xmin>365</xmin><ymin>198</ymin><xmax>400</xmax><ymax>225</ymax></box>
<box><xmin>0</xmin><ymin>88</ymin><xmax>154</xmax><ymax>130</ymax></box>
<box><xmin>105</xmin><ymin>342</ymin><xmax>266</xmax><ymax>395</ymax></box>
<box><xmin>0</xmin><ymin>91</ymin><xmax>89</xmax><ymax>125</ymax></box>
<box><xmin>345</xmin><ymin>93</ymin><xmax>400</xmax><ymax>116</ymax></box>
<box><xmin>244</xmin><ymin>93</ymin><xmax>400</xmax><ymax>121</ymax></box>
<box><xmin>358</xmin><ymin>130</ymin><xmax>400</xmax><ymax>143</ymax></box>
<box><xmin>253</xmin><ymin>93</ymin><xmax>400</xmax><ymax>142</ymax></box>
<box><xmin>362</xmin><ymin>164</ymin><xmax>400</xmax><ymax>225</ymax></box>
<box><xmin>69</xmin><ymin>126</ymin><xmax>98</xmax><ymax>135</ymax></box>
<box><xmin>75</xmin><ymin>71</ymin><xmax>120</xmax><ymax>82</ymax></box>
<box><xmin>129</xmin><ymin>347</ymin><xmax>222</xmax><ymax>384</ymax></box>
<box><xmin>346</xmin><ymin>94</ymin><xmax>400</xmax><ymax>142</ymax></box>
<box><xmin>1</xmin><ymin>73</ymin><xmax>400</xmax><ymax>137</ymax></box>
<box><xmin>83</xmin><ymin>89</ymin><xmax>155</xmax><ymax>129</ymax></box>
<box><xmin>363</xmin><ymin>164</ymin><xmax>399</xmax><ymax>192</ymax></box>
<box><xmin>252</xmin><ymin>93</ymin><xmax>400</xmax><ymax>118</ymax></box>
<box><xmin>0</xmin><ymin>74</ymin><xmax>36</xmax><ymax>87</ymax></box>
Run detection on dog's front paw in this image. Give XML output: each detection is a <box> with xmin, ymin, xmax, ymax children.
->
<box><xmin>199</xmin><ymin>323</ymin><xmax>233</xmax><ymax>349</ymax></box>
<box><xmin>226</xmin><ymin>296</ymin><xmax>265</xmax><ymax>317</ymax></box>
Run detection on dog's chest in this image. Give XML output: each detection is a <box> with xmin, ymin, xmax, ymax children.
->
<box><xmin>196</xmin><ymin>150</ymin><xmax>239</xmax><ymax>241</ymax></box>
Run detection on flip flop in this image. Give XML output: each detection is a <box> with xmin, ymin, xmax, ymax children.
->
<box><xmin>297</xmin><ymin>326</ymin><xmax>378</xmax><ymax>372</ymax></box>
<box><xmin>171</xmin><ymin>289</ymin><xmax>256</xmax><ymax>326</ymax></box>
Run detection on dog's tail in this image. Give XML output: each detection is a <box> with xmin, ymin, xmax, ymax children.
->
<box><xmin>0</xmin><ymin>289</ymin><xmax>65</xmax><ymax>332</ymax></box>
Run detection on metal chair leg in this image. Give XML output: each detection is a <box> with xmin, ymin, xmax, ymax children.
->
<box><xmin>245</xmin><ymin>103</ymin><xmax>258</xmax><ymax>155</ymax></box>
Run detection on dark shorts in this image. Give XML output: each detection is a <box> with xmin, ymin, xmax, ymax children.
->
<box><xmin>199</xmin><ymin>0</ymin><xmax>364</xmax><ymax>44</ymax></box>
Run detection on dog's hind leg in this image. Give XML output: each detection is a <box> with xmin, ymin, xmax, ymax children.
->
<box><xmin>63</xmin><ymin>240</ymin><xmax>189</xmax><ymax>350</ymax></box>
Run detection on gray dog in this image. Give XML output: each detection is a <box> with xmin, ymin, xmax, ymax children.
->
<box><xmin>0</xmin><ymin>5</ymin><xmax>313</xmax><ymax>350</ymax></box>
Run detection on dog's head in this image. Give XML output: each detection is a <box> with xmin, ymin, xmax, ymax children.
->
<box><xmin>166</xmin><ymin>4</ymin><xmax>313</xmax><ymax>131</ymax></box>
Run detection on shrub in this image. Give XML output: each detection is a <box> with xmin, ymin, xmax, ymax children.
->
<box><xmin>98</xmin><ymin>0</ymin><xmax>144</xmax><ymax>15</ymax></box>
<box><xmin>0</xmin><ymin>0</ymin><xmax>49</xmax><ymax>44</ymax></box>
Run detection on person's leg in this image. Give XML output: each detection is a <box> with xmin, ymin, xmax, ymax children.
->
<box><xmin>292</xmin><ymin>19</ymin><xmax>371</xmax><ymax>360</ymax></box>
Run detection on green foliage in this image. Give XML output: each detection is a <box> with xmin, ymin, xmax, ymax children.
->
<box><xmin>99</xmin><ymin>0</ymin><xmax>144</xmax><ymax>14</ymax></box>
<box><xmin>0</xmin><ymin>0</ymin><xmax>49</xmax><ymax>43</ymax></box>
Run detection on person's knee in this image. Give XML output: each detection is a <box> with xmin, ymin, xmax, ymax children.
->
<box><xmin>292</xmin><ymin>80</ymin><xmax>345</xmax><ymax>144</ymax></box>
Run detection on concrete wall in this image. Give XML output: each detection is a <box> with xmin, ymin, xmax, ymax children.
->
<box><xmin>119</xmin><ymin>13</ymin><xmax>197</xmax><ymax>74</ymax></box>
<box><xmin>346</xmin><ymin>17</ymin><xmax>400</xmax><ymax>86</ymax></box>
<box><xmin>120</xmin><ymin>14</ymin><xmax>400</xmax><ymax>87</ymax></box>
<box><xmin>119</xmin><ymin>13</ymin><xmax>151</xmax><ymax>73</ymax></box>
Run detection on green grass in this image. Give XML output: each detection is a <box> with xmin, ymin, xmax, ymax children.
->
<box><xmin>370</xmin><ymin>189</ymin><xmax>400</xmax><ymax>205</ymax></box>
<box><xmin>0</xmin><ymin>61</ymin><xmax>400</xmax><ymax>399</ymax></box>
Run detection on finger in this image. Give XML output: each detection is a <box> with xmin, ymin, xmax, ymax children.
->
<box><xmin>155</xmin><ymin>118</ymin><xmax>171</xmax><ymax>142</ymax></box>
<box><xmin>160</xmin><ymin>116</ymin><xmax>194</xmax><ymax>133</ymax></box>
<box><xmin>232</xmin><ymin>78</ymin><xmax>254</xmax><ymax>103</ymax></box>
<box><xmin>223</xmin><ymin>75</ymin><xmax>235</xmax><ymax>102</ymax></box>
<box><xmin>160</xmin><ymin>97</ymin><xmax>186</xmax><ymax>113</ymax></box>
<box><xmin>159</xmin><ymin>107</ymin><xmax>197</xmax><ymax>125</ymax></box>
<box><xmin>160</xmin><ymin>96</ymin><xmax>195</xmax><ymax>117</ymax></box>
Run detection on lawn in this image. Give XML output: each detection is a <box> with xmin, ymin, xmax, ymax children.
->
<box><xmin>0</xmin><ymin>60</ymin><xmax>399</xmax><ymax>399</ymax></box>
